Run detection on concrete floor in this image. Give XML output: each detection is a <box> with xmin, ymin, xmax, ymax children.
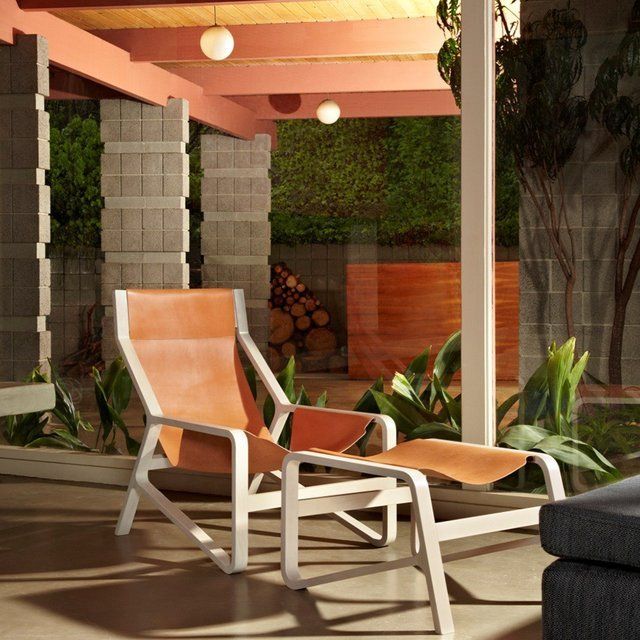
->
<box><xmin>0</xmin><ymin>475</ymin><xmax>549</xmax><ymax>640</ymax></box>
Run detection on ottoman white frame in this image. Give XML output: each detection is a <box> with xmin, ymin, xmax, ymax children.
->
<box><xmin>281</xmin><ymin>449</ymin><xmax>565</xmax><ymax>635</ymax></box>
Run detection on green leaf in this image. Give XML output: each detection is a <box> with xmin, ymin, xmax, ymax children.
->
<box><xmin>406</xmin><ymin>422</ymin><xmax>461</xmax><ymax>441</ymax></box>
<box><xmin>403</xmin><ymin>347</ymin><xmax>431</xmax><ymax>393</ymax></box>
<box><xmin>498</xmin><ymin>423</ymin><xmax>552</xmax><ymax>450</ymax></box>
<box><xmin>432</xmin><ymin>373</ymin><xmax>460</xmax><ymax>429</ymax></box>
<box><xmin>245</xmin><ymin>365</ymin><xmax>258</xmax><ymax>401</ymax></box>
<box><xmin>534</xmin><ymin>435</ymin><xmax>617</xmax><ymax>475</ymax></box>
<box><xmin>315</xmin><ymin>390</ymin><xmax>328</xmax><ymax>408</ymax></box>
<box><xmin>264</xmin><ymin>357</ymin><xmax>297</xmax><ymax>427</ymax></box>
<box><xmin>518</xmin><ymin>359</ymin><xmax>549</xmax><ymax>425</ymax></box>
<box><xmin>497</xmin><ymin>392</ymin><xmax>520</xmax><ymax>428</ymax></box>
<box><xmin>432</xmin><ymin>330</ymin><xmax>461</xmax><ymax>388</ymax></box>
<box><xmin>353</xmin><ymin>376</ymin><xmax>384</xmax><ymax>414</ymax></box>
<box><xmin>371</xmin><ymin>390</ymin><xmax>438</xmax><ymax>435</ymax></box>
<box><xmin>391</xmin><ymin>373</ymin><xmax>428</xmax><ymax>411</ymax></box>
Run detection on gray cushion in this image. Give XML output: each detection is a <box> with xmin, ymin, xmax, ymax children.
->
<box><xmin>543</xmin><ymin>559</ymin><xmax>640</xmax><ymax>640</ymax></box>
<box><xmin>540</xmin><ymin>476</ymin><xmax>640</xmax><ymax>568</ymax></box>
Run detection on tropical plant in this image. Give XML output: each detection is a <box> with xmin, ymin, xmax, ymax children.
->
<box><xmin>246</xmin><ymin>357</ymin><xmax>327</xmax><ymax>449</ymax></box>
<box><xmin>588</xmin><ymin>0</ymin><xmax>640</xmax><ymax>385</ymax></box>
<box><xmin>577</xmin><ymin>404</ymin><xmax>640</xmax><ymax>458</ymax></box>
<box><xmin>352</xmin><ymin>332</ymin><xmax>619</xmax><ymax>488</ymax></box>
<box><xmin>3</xmin><ymin>364</ymin><xmax>92</xmax><ymax>450</ymax></box>
<box><xmin>92</xmin><ymin>357</ymin><xmax>138</xmax><ymax>455</ymax></box>
<box><xmin>437</xmin><ymin>1</ymin><xmax>588</xmax><ymax>338</ymax></box>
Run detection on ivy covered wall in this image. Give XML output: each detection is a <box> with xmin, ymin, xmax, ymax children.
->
<box><xmin>271</xmin><ymin>116</ymin><xmax>520</xmax><ymax>247</ymax></box>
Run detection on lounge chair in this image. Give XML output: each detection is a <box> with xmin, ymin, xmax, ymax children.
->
<box><xmin>113</xmin><ymin>288</ymin><xmax>398</xmax><ymax>574</ymax></box>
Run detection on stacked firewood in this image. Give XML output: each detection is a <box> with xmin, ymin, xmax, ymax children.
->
<box><xmin>269</xmin><ymin>262</ymin><xmax>338</xmax><ymax>371</ymax></box>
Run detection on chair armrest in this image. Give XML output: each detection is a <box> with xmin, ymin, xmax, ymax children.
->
<box><xmin>147</xmin><ymin>414</ymin><xmax>249</xmax><ymax>447</ymax></box>
<box><xmin>280</xmin><ymin>404</ymin><xmax>397</xmax><ymax>451</ymax></box>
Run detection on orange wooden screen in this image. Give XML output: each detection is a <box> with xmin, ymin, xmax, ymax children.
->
<box><xmin>346</xmin><ymin>262</ymin><xmax>519</xmax><ymax>381</ymax></box>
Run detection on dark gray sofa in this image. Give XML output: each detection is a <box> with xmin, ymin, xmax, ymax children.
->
<box><xmin>539</xmin><ymin>476</ymin><xmax>640</xmax><ymax>639</ymax></box>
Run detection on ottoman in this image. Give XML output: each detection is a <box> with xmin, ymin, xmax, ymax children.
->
<box><xmin>540</xmin><ymin>475</ymin><xmax>640</xmax><ymax>640</ymax></box>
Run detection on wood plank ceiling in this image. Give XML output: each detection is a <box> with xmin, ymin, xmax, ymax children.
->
<box><xmin>52</xmin><ymin>0</ymin><xmax>440</xmax><ymax>30</ymax></box>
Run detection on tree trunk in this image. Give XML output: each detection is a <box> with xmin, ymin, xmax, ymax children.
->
<box><xmin>609</xmin><ymin>297</ymin><xmax>626</xmax><ymax>385</ymax></box>
<box><xmin>565</xmin><ymin>272</ymin><xmax>576</xmax><ymax>341</ymax></box>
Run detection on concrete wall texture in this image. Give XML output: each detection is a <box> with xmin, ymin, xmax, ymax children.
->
<box><xmin>100</xmin><ymin>98</ymin><xmax>190</xmax><ymax>362</ymax></box>
<box><xmin>200</xmin><ymin>133</ymin><xmax>271</xmax><ymax>352</ymax></box>
<box><xmin>49</xmin><ymin>247</ymin><xmax>101</xmax><ymax>364</ymax></box>
<box><xmin>0</xmin><ymin>35</ymin><xmax>51</xmax><ymax>380</ymax></box>
<box><xmin>519</xmin><ymin>0</ymin><xmax>640</xmax><ymax>384</ymax></box>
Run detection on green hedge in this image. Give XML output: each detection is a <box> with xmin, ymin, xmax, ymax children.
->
<box><xmin>47</xmin><ymin>104</ymin><xmax>519</xmax><ymax>249</ymax></box>
<box><xmin>271</xmin><ymin>117</ymin><xmax>519</xmax><ymax>247</ymax></box>
<box><xmin>48</xmin><ymin>102</ymin><xmax>102</xmax><ymax>248</ymax></box>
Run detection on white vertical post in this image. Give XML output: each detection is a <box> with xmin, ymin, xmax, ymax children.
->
<box><xmin>460</xmin><ymin>0</ymin><xmax>496</xmax><ymax>447</ymax></box>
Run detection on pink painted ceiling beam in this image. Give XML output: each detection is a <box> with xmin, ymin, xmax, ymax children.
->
<box><xmin>92</xmin><ymin>18</ymin><xmax>442</xmax><ymax>63</ymax></box>
<box><xmin>231</xmin><ymin>91</ymin><xmax>459</xmax><ymax>120</ymax></box>
<box><xmin>1</xmin><ymin>0</ymin><xmax>259</xmax><ymax>138</ymax></box>
<box><xmin>19</xmin><ymin>0</ymin><xmax>293</xmax><ymax>10</ymax></box>
<box><xmin>172</xmin><ymin>60</ymin><xmax>450</xmax><ymax>97</ymax></box>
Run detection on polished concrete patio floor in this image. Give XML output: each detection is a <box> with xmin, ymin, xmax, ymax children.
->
<box><xmin>0</xmin><ymin>475</ymin><xmax>549</xmax><ymax>640</ymax></box>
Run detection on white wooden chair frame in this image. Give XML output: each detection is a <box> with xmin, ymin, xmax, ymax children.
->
<box><xmin>281</xmin><ymin>450</ymin><xmax>565</xmax><ymax>635</ymax></box>
<box><xmin>113</xmin><ymin>288</ymin><xmax>398</xmax><ymax>574</ymax></box>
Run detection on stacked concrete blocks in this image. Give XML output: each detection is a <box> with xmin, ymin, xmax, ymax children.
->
<box><xmin>100</xmin><ymin>98</ymin><xmax>189</xmax><ymax>362</ymax></box>
<box><xmin>200</xmin><ymin>134</ymin><xmax>271</xmax><ymax>352</ymax></box>
<box><xmin>0</xmin><ymin>35</ymin><xmax>51</xmax><ymax>380</ymax></box>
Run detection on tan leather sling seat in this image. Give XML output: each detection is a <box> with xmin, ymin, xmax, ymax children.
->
<box><xmin>126</xmin><ymin>288</ymin><xmax>371</xmax><ymax>474</ymax></box>
<box><xmin>312</xmin><ymin>438</ymin><xmax>531</xmax><ymax>485</ymax></box>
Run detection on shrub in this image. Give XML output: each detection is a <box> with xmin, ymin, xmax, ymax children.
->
<box><xmin>49</xmin><ymin>111</ymin><xmax>102</xmax><ymax>248</ymax></box>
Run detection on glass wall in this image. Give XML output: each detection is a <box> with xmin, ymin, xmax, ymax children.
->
<box><xmin>498</xmin><ymin>0</ymin><xmax>640</xmax><ymax>492</ymax></box>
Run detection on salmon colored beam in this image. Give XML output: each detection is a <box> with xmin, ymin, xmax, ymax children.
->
<box><xmin>92</xmin><ymin>18</ymin><xmax>443</xmax><ymax>63</ymax></box>
<box><xmin>18</xmin><ymin>0</ymin><xmax>294</xmax><ymax>9</ymax></box>
<box><xmin>231</xmin><ymin>91</ymin><xmax>460</xmax><ymax>120</ymax></box>
<box><xmin>0</xmin><ymin>0</ymin><xmax>261</xmax><ymax>138</ymax></box>
<box><xmin>171</xmin><ymin>61</ymin><xmax>450</xmax><ymax>96</ymax></box>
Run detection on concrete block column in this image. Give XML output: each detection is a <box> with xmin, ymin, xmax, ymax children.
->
<box><xmin>200</xmin><ymin>134</ymin><xmax>271</xmax><ymax>352</ymax></box>
<box><xmin>0</xmin><ymin>35</ymin><xmax>51</xmax><ymax>380</ymax></box>
<box><xmin>100</xmin><ymin>98</ymin><xmax>189</xmax><ymax>362</ymax></box>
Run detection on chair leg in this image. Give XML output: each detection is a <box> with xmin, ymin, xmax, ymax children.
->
<box><xmin>411</xmin><ymin>475</ymin><xmax>455</xmax><ymax>636</ymax></box>
<box><xmin>533</xmin><ymin>453</ymin><xmax>566</xmax><ymax>502</ymax></box>
<box><xmin>115</xmin><ymin>483</ymin><xmax>141</xmax><ymax>536</ymax></box>
<box><xmin>115</xmin><ymin>422</ymin><xmax>160</xmax><ymax>536</ymax></box>
<box><xmin>117</xmin><ymin>422</ymin><xmax>250</xmax><ymax>574</ymax></box>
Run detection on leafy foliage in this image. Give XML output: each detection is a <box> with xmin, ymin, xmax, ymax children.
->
<box><xmin>3</xmin><ymin>364</ymin><xmax>92</xmax><ymax>450</ymax></box>
<box><xmin>3</xmin><ymin>358</ymin><xmax>138</xmax><ymax>455</ymax></box>
<box><xmin>92</xmin><ymin>357</ymin><xmax>138</xmax><ymax>455</ymax></box>
<box><xmin>272</xmin><ymin>119</ymin><xmax>390</xmax><ymax>220</ymax></box>
<box><xmin>271</xmin><ymin>117</ymin><xmax>519</xmax><ymax>247</ymax></box>
<box><xmin>271</xmin><ymin>211</ymin><xmax>378</xmax><ymax>245</ymax></box>
<box><xmin>352</xmin><ymin>332</ymin><xmax>619</xmax><ymax>489</ymax></box>
<box><xmin>48</xmin><ymin>109</ymin><xmax>103</xmax><ymax>247</ymax></box>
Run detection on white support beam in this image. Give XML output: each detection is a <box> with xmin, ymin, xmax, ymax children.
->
<box><xmin>460</xmin><ymin>0</ymin><xmax>496</xmax><ymax>448</ymax></box>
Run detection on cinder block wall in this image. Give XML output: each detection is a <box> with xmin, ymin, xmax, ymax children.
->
<box><xmin>49</xmin><ymin>247</ymin><xmax>101</xmax><ymax>363</ymax></box>
<box><xmin>0</xmin><ymin>35</ymin><xmax>51</xmax><ymax>380</ymax></box>
<box><xmin>519</xmin><ymin>0</ymin><xmax>640</xmax><ymax>383</ymax></box>
<box><xmin>100</xmin><ymin>98</ymin><xmax>190</xmax><ymax>362</ymax></box>
<box><xmin>200</xmin><ymin>134</ymin><xmax>271</xmax><ymax>352</ymax></box>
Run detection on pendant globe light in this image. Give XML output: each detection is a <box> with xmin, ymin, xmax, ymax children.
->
<box><xmin>316</xmin><ymin>99</ymin><xmax>341</xmax><ymax>125</ymax></box>
<box><xmin>200</xmin><ymin>5</ymin><xmax>234</xmax><ymax>61</ymax></box>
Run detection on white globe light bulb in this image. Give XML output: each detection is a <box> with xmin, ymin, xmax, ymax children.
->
<box><xmin>200</xmin><ymin>26</ymin><xmax>235</xmax><ymax>61</ymax></box>
<box><xmin>316</xmin><ymin>99</ymin><xmax>341</xmax><ymax>125</ymax></box>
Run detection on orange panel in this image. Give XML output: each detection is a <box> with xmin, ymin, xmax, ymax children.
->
<box><xmin>346</xmin><ymin>262</ymin><xmax>519</xmax><ymax>381</ymax></box>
